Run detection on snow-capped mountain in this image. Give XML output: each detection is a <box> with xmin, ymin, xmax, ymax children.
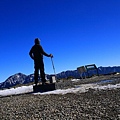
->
<box><xmin>1</xmin><ymin>66</ymin><xmax>120</xmax><ymax>89</ymax></box>
<box><xmin>57</xmin><ymin>66</ymin><xmax>120</xmax><ymax>79</ymax></box>
<box><xmin>0</xmin><ymin>73</ymin><xmax>34</xmax><ymax>89</ymax></box>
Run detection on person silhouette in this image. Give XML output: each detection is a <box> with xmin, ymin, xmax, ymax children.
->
<box><xmin>29</xmin><ymin>38</ymin><xmax>53</xmax><ymax>85</ymax></box>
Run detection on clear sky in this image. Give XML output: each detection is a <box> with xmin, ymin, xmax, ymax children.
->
<box><xmin>0</xmin><ymin>0</ymin><xmax>120</xmax><ymax>82</ymax></box>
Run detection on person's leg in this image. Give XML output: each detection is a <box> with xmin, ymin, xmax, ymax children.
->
<box><xmin>34</xmin><ymin>66</ymin><xmax>39</xmax><ymax>85</ymax></box>
<box><xmin>40</xmin><ymin>60</ymin><xmax>46</xmax><ymax>83</ymax></box>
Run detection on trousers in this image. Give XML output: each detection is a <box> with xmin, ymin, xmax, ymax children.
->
<box><xmin>34</xmin><ymin>60</ymin><xmax>46</xmax><ymax>84</ymax></box>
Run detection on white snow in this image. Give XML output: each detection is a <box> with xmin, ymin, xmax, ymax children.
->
<box><xmin>71</xmin><ymin>79</ymin><xmax>80</xmax><ymax>82</ymax></box>
<box><xmin>94</xmin><ymin>84</ymin><xmax>120</xmax><ymax>90</ymax></box>
<box><xmin>34</xmin><ymin>83</ymin><xmax>120</xmax><ymax>95</ymax></box>
<box><xmin>0</xmin><ymin>85</ymin><xmax>33</xmax><ymax>96</ymax></box>
<box><xmin>16</xmin><ymin>75</ymin><xmax>20</xmax><ymax>78</ymax></box>
<box><xmin>0</xmin><ymin>79</ymin><xmax>120</xmax><ymax>97</ymax></box>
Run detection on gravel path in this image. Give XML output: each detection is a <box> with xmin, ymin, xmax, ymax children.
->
<box><xmin>0</xmin><ymin>88</ymin><xmax>120</xmax><ymax>120</ymax></box>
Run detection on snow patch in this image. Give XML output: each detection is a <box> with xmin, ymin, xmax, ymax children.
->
<box><xmin>71</xmin><ymin>79</ymin><xmax>80</xmax><ymax>82</ymax></box>
<box><xmin>34</xmin><ymin>83</ymin><xmax>120</xmax><ymax>95</ymax></box>
<box><xmin>0</xmin><ymin>81</ymin><xmax>120</xmax><ymax>97</ymax></box>
<box><xmin>0</xmin><ymin>85</ymin><xmax>33</xmax><ymax>96</ymax></box>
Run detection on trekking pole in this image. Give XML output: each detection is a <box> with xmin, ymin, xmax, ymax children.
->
<box><xmin>51</xmin><ymin>57</ymin><xmax>56</xmax><ymax>76</ymax></box>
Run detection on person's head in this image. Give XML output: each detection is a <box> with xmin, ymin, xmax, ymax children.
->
<box><xmin>34</xmin><ymin>38</ymin><xmax>40</xmax><ymax>45</ymax></box>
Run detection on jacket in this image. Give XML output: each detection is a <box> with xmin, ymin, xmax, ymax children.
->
<box><xmin>29</xmin><ymin>44</ymin><xmax>50</xmax><ymax>61</ymax></box>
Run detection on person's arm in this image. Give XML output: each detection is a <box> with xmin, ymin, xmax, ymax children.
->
<box><xmin>29</xmin><ymin>48</ymin><xmax>34</xmax><ymax>60</ymax></box>
<box><xmin>40</xmin><ymin>46</ymin><xmax>53</xmax><ymax>57</ymax></box>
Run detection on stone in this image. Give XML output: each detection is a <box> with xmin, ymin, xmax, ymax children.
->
<box><xmin>33</xmin><ymin>83</ymin><xmax>56</xmax><ymax>92</ymax></box>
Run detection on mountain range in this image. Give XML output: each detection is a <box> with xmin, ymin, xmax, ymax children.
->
<box><xmin>0</xmin><ymin>66</ymin><xmax>120</xmax><ymax>89</ymax></box>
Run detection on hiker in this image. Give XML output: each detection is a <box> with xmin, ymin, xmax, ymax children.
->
<box><xmin>29</xmin><ymin>38</ymin><xmax>53</xmax><ymax>85</ymax></box>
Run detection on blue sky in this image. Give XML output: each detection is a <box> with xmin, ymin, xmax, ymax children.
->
<box><xmin>0</xmin><ymin>0</ymin><xmax>120</xmax><ymax>82</ymax></box>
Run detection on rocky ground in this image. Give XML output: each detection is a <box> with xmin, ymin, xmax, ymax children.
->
<box><xmin>0</xmin><ymin>74</ymin><xmax>120</xmax><ymax>120</ymax></box>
